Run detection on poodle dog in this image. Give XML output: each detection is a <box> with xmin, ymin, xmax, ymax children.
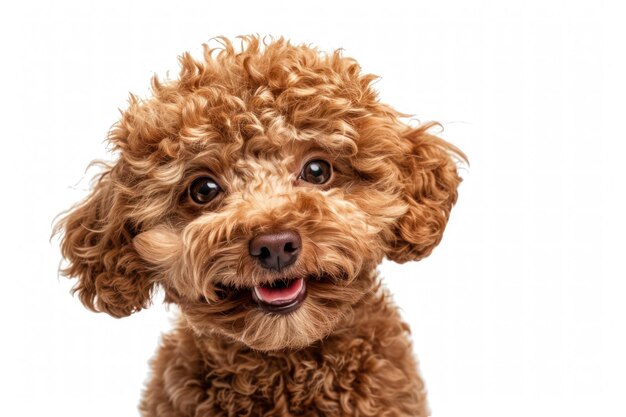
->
<box><xmin>57</xmin><ymin>36</ymin><xmax>464</xmax><ymax>416</ymax></box>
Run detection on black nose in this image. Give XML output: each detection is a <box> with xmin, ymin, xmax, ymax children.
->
<box><xmin>249</xmin><ymin>231</ymin><xmax>301</xmax><ymax>271</ymax></box>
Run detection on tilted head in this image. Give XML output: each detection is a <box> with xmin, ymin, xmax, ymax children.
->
<box><xmin>57</xmin><ymin>36</ymin><xmax>464</xmax><ymax>351</ymax></box>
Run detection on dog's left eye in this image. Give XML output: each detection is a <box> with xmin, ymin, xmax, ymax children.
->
<box><xmin>300</xmin><ymin>159</ymin><xmax>332</xmax><ymax>185</ymax></box>
<box><xmin>188</xmin><ymin>176</ymin><xmax>221</xmax><ymax>204</ymax></box>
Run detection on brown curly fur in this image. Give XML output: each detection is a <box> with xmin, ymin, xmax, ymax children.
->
<box><xmin>55</xmin><ymin>36</ymin><xmax>465</xmax><ymax>416</ymax></box>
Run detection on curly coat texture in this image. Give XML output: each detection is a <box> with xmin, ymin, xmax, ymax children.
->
<box><xmin>56</xmin><ymin>36</ymin><xmax>464</xmax><ymax>416</ymax></box>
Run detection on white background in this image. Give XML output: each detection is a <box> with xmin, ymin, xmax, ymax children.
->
<box><xmin>1</xmin><ymin>1</ymin><xmax>624</xmax><ymax>416</ymax></box>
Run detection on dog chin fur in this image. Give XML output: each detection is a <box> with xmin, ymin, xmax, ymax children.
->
<box><xmin>56</xmin><ymin>35</ymin><xmax>465</xmax><ymax>416</ymax></box>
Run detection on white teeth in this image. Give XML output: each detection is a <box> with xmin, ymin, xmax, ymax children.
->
<box><xmin>253</xmin><ymin>286</ymin><xmax>263</xmax><ymax>301</ymax></box>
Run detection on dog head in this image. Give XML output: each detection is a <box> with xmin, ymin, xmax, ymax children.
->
<box><xmin>57</xmin><ymin>36</ymin><xmax>464</xmax><ymax>351</ymax></box>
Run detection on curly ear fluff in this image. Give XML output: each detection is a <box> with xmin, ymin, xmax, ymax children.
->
<box><xmin>55</xmin><ymin>165</ymin><xmax>156</xmax><ymax>318</ymax></box>
<box><xmin>386</xmin><ymin>123</ymin><xmax>466</xmax><ymax>263</ymax></box>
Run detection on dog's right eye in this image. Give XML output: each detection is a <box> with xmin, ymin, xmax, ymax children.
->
<box><xmin>188</xmin><ymin>176</ymin><xmax>221</xmax><ymax>204</ymax></box>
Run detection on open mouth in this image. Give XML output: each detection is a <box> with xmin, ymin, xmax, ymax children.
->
<box><xmin>251</xmin><ymin>277</ymin><xmax>307</xmax><ymax>314</ymax></box>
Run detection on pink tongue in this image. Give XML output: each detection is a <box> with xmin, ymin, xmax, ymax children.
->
<box><xmin>254</xmin><ymin>278</ymin><xmax>304</xmax><ymax>304</ymax></box>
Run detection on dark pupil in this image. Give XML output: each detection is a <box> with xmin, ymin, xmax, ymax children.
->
<box><xmin>305</xmin><ymin>160</ymin><xmax>329</xmax><ymax>184</ymax></box>
<box><xmin>199</xmin><ymin>182</ymin><xmax>216</xmax><ymax>196</ymax></box>
<box><xmin>192</xmin><ymin>178</ymin><xmax>219</xmax><ymax>203</ymax></box>
<box><xmin>309</xmin><ymin>163</ymin><xmax>323</xmax><ymax>177</ymax></box>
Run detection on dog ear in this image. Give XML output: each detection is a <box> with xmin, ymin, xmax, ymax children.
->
<box><xmin>56</xmin><ymin>165</ymin><xmax>156</xmax><ymax>318</ymax></box>
<box><xmin>385</xmin><ymin>123</ymin><xmax>465</xmax><ymax>263</ymax></box>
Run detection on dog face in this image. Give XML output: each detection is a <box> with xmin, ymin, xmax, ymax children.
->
<box><xmin>57</xmin><ymin>37</ymin><xmax>463</xmax><ymax>351</ymax></box>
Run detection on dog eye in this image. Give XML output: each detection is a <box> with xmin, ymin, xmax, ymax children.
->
<box><xmin>300</xmin><ymin>159</ymin><xmax>332</xmax><ymax>184</ymax></box>
<box><xmin>188</xmin><ymin>176</ymin><xmax>221</xmax><ymax>204</ymax></box>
